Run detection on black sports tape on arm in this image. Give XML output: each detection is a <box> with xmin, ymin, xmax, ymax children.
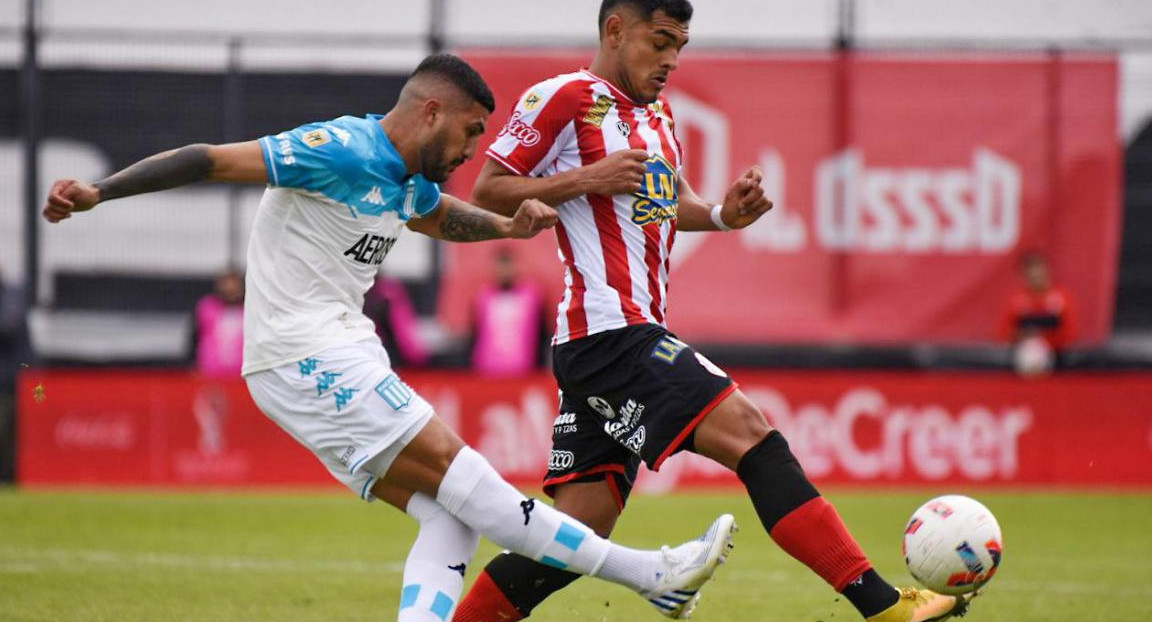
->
<box><xmin>94</xmin><ymin>144</ymin><xmax>214</xmax><ymax>202</ymax></box>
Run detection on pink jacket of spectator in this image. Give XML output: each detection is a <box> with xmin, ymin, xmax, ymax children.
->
<box><xmin>365</xmin><ymin>278</ymin><xmax>430</xmax><ymax>367</ymax></box>
<box><xmin>472</xmin><ymin>282</ymin><xmax>544</xmax><ymax>377</ymax></box>
<box><xmin>195</xmin><ymin>296</ymin><xmax>244</xmax><ymax>378</ymax></box>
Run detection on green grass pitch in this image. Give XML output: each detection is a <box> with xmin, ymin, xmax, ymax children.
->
<box><xmin>1</xmin><ymin>488</ymin><xmax>1149</xmax><ymax>621</ymax></box>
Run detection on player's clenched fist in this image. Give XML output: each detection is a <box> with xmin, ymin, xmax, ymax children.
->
<box><xmin>508</xmin><ymin>198</ymin><xmax>559</xmax><ymax>239</ymax></box>
<box><xmin>718</xmin><ymin>166</ymin><xmax>773</xmax><ymax>230</ymax></box>
<box><xmin>581</xmin><ymin>148</ymin><xmax>649</xmax><ymax>196</ymax></box>
<box><xmin>43</xmin><ymin>179</ymin><xmax>101</xmax><ymax>223</ymax></box>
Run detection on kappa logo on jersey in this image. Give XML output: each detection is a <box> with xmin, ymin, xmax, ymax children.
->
<box><xmin>582</xmin><ymin>95</ymin><xmax>615</xmax><ymax>128</ymax></box>
<box><xmin>302</xmin><ymin>128</ymin><xmax>331</xmax><ymax>148</ymax></box>
<box><xmin>523</xmin><ymin>91</ymin><xmax>542</xmax><ymax>111</ymax></box>
<box><xmin>298</xmin><ymin>357</ymin><xmax>322</xmax><ymax>377</ymax></box>
<box><xmin>631</xmin><ymin>154</ymin><xmax>679</xmax><ymax>226</ymax></box>
<box><xmin>499</xmin><ymin>111</ymin><xmax>541</xmax><ymax>147</ymax></box>
<box><xmin>344</xmin><ymin>233</ymin><xmax>397</xmax><ymax>266</ymax></box>
<box><xmin>360</xmin><ymin>186</ymin><xmax>386</xmax><ymax>206</ymax></box>
<box><xmin>315</xmin><ymin>371</ymin><xmax>342</xmax><ymax>396</ymax></box>
<box><xmin>333</xmin><ymin>387</ymin><xmax>359</xmax><ymax>412</ymax></box>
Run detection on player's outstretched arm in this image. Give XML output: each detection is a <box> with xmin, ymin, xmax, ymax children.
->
<box><xmin>676</xmin><ymin>166</ymin><xmax>773</xmax><ymax>232</ymax></box>
<box><xmin>406</xmin><ymin>194</ymin><xmax>557</xmax><ymax>242</ymax></box>
<box><xmin>472</xmin><ymin>149</ymin><xmax>649</xmax><ymax>216</ymax></box>
<box><xmin>42</xmin><ymin>141</ymin><xmax>267</xmax><ymax>223</ymax></box>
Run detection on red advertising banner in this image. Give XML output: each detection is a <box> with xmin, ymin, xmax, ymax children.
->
<box><xmin>18</xmin><ymin>370</ymin><xmax>1152</xmax><ymax>490</ymax></box>
<box><xmin>440</xmin><ymin>51</ymin><xmax>1120</xmax><ymax>346</ymax></box>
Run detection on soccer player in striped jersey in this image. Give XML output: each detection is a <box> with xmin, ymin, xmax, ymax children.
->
<box><xmin>453</xmin><ymin>2</ymin><xmax>972</xmax><ymax>622</ymax></box>
<box><xmin>42</xmin><ymin>53</ymin><xmax>736</xmax><ymax>622</ymax></box>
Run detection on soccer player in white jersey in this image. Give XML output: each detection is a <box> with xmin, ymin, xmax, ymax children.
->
<box><xmin>451</xmin><ymin>3</ymin><xmax>974</xmax><ymax>622</ymax></box>
<box><xmin>42</xmin><ymin>54</ymin><xmax>737</xmax><ymax>622</ymax></box>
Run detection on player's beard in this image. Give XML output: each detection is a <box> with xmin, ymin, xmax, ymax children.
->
<box><xmin>420</xmin><ymin>131</ymin><xmax>456</xmax><ymax>183</ymax></box>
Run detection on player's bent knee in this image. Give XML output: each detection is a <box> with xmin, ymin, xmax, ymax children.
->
<box><xmin>693</xmin><ymin>392</ymin><xmax>774</xmax><ymax>470</ymax></box>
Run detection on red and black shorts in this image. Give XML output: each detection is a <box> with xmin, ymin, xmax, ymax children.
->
<box><xmin>542</xmin><ymin>324</ymin><xmax>736</xmax><ymax>509</ymax></box>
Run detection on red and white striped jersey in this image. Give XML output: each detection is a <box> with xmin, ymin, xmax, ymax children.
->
<box><xmin>487</xmin><ymin>70</ymin><xmax>683</xmax><ymax>345</ymax></box>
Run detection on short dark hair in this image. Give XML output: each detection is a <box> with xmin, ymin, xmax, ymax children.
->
<box><xmin>598</xmin><ymin>0</ymin><xmax>693</xmax><ymax>35</ymax></box>
<box><xmin>411</xmin><ymin>53</ymin><xmax>495</xmax><ymax>113</ymax></box>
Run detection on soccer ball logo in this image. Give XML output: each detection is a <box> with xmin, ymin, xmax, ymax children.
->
<box><xmin>903</xmin><ymin>495</ymin><xmax>1003</xmax><ymax>595</ymax></box>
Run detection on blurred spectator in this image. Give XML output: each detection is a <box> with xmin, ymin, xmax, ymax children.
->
<box><xmin>0</xmin><ymin>269</ymin><xmax>31</xmax><ymax>483</ymax></box>
<box><xmin>1001</xmin><ymin>252</ymin><xmax>1077</xmax><ymax>375</ymax></box>
<box><xmin>364</xmin><ymin>276</ymin><xmax>429</xmax><ymax>368</ymax></box>
<box><xmin>470</xmin><ymin>247</ymin><xmax>548</xmax><ymax>377</ymax></box>
<box><xmin>194</xmin><ymin>268</ymin><xmax>245</xmax><ymax>378</ymax></box>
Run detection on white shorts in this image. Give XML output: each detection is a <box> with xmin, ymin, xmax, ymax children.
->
<box><xmin>245</xmin><ymin>340</ymin><xmax>434</xmax><ymax>501</ymax></box>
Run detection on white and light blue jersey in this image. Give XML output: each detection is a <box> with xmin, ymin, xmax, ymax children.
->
<box><xmin>242</xmin><ymin>114</ymin><xmax>441</xmax><ymax>375</ymax></box>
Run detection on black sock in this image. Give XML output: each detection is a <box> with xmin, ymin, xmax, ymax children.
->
<box><xmin>737</xmin><ymin>432</ymin><xmax>898</xmax><ymax>618</ymax></box>
<box><xmin>841</xmin><ymin>569</ymin><xmax>900</xmax><ymax>618</ymax></box>
<box><xmin>735</xmin><ymin>431</ymin><xmax>821</xmax><ymax>531</ymax></box>
<box><xmin>485</xmin><ymin>551</ymin><xmax>580</xmax><ymax>615</ymax></box>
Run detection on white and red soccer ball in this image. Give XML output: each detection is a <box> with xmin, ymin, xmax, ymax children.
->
<box><xmin>903</xmin><ymin>495</ymin><xmax>1003</xmax><ymax>595</ymax></box>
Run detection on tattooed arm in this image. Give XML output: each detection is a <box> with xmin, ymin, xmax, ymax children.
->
<box><xmin>407</xmin><ymin>194</ymin><xmax>558</xmax><ymax>242</ymax></box>
<box><xmin>43</xmin><ymin>141</ymin><xmax>267</xmax><ymax>222</ymax></box>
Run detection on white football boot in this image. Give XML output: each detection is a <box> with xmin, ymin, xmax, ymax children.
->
<box><xmin>641</xmin><ymin>513</ymin><xmax>738</xmax><ymax>619</ymax></box>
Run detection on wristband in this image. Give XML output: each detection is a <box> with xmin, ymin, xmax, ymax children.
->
<box><xmin>710</xmin><ymin>204</ymin><xmax>731</xmax><ymax>231</ymax></box>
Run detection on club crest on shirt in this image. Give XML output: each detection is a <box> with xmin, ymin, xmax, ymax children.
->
<box><xmin>616</xmin><ymin>120</ymin><xmax>631</xmax><ymax>137</ymax></box>
<box><xmin>631</xmin><ymin>154</ymin><xmax>678</xmax><ymax>226</ymax></box>
<box><xmin>302</xmin><ymin>129</ymin><xmax>331</xmax><ymax>148</ymax></box>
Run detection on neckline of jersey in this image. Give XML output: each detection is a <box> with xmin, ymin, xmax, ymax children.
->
<box><xmin>366</xmin><ymin>113</ymin><xmax>414</xmax><ymax>183</ymax></box>
<box><xmin>579</xmin><ymin>69</ymin><xmax>642</xmax><ymax>107</ymax></box>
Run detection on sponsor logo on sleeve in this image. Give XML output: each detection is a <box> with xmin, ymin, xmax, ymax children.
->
<box><xmin>523</xmin><ymin>91</ymin><xmax>542</xmax><ymax>111</ymax></box>
<box><xmin>582</xmin><ymin>95</ymin><xmax>615</xmax><ymax>128</ymax></box>
<box><xmin>498</xmin><ymin>111</ymin><xmax>542</xmax><ymax>147</ymax></box>
<box><xmin>274</xmin><ymin>132</ymin><xmax>296</xmax><ymax>165</ymax></box>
